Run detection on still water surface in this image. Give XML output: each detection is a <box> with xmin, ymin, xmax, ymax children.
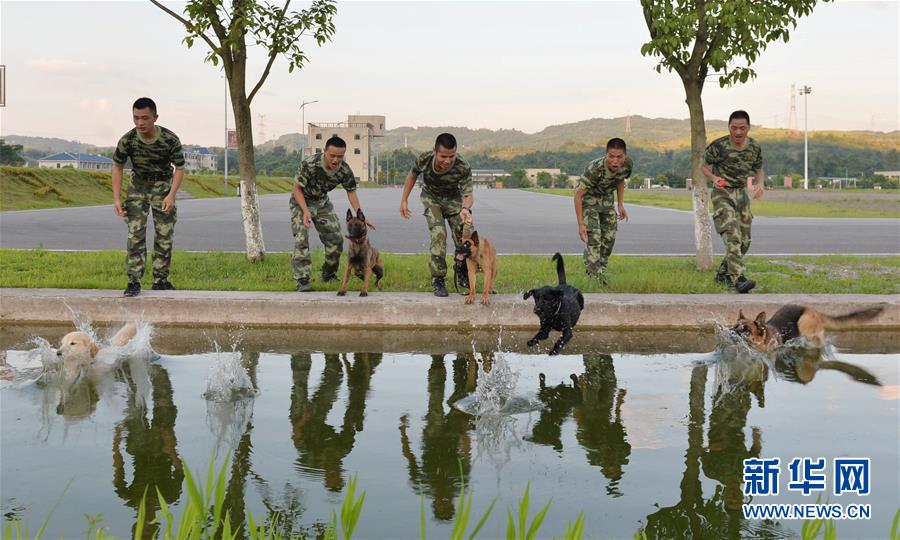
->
<box><xmin>2</xmin><ymin>327</ymin><xmax>898</xmax><ymax>539</ymax></box>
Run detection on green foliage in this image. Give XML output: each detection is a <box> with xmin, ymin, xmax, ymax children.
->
<box><xmin>0</xmin><ymin>139</ymin><xmax>25</xmax><ymax>166</ymax></box>
<box><xmin>554</xmin><ymin>512</ymin><xmax>585</xmax><ymax>540</ymax></box>
<box><xmin>639</xmin><ymin>0</ymin><xmax>825</xmax><ymax>88</ymax></box>
<box><xmin>535</xmin><ymin>171</ymin><xmax>553</xmax><ymax>188</ymax></box>
<box><xmin>505</xmin><ymin>483</ymin><xmax>551</xmax><ymax>540</ymax></box>
<box><xmin>332</xmin><ymin>474</ymin><xmax>365</xmax><ymax>540</ymax></box>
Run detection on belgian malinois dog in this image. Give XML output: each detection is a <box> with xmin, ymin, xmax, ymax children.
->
<box><xmin>732</xmin><ymin>304</ymin><xmax>884</xmax><ymax>351</ymax></box>
<box><xmin>454</xmin><ymin>228</ymin><xmax>498</xmax><ymax>305</ymax></box>
<box><xmin>337</xmin><ymin>208</ymin><xmax>384</xmax><ymax>297</ymax></box>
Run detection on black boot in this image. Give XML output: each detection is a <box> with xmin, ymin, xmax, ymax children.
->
<box><xmin>152</xmin><ymin>278</ymin><xmax>176</xmax><ymax>290</ymax></box>
<box><xmin>432</xmin><ymin>277</ymin><xmax>448</xmax><ymax>297</ymax></box>
<box><xmin>733</xmin><ymin>275</ymin><xmax>756</xmax><ymax>294</ymax></box>
<box><xmin>124</xmin><ymin>280</ymin><xmax>141</xmax><ymax>297</ymax></box>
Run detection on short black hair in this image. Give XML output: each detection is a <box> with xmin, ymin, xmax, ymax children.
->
<box><xmin>729</xmin><ymin>110</ymin><xmax>750</xmax><ymax>125</ymax></box>
<box><xmin>325</xmin><ymin>136</ymin><xmax>346</xmax><ymax>149</ymax></box>
<box><xmin>132</xmin><ymin>97</ymin><xmax>157</xmax><ymax>115</ymax></box>
<box><xmin>434</xmin><ymin>133</ymin><xmax>457</xmax><ymax>151</ymax></box>
<box><xmin>606</xmin><ymin>138</ymin><xmax>627</xmax><ymax>153</ymax></box>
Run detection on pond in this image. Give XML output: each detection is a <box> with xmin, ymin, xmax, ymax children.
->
<box><xmin>1</xmin><ymin>325</ymin><xmax>898</xmax><ymax>539</ymax></box>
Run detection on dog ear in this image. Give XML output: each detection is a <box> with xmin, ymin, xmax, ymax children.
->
<box><xmin>523</xmin><ymin>289</ymin><xmax>535</xmax><ymax>300</ymax></box>
<box><xmin>346</xmin><ymin>208</ymin><xmax>353</xmax><ymax>221</ymax></box>
<box><xmin>90</xmin><ymin>341</ymin><xmax>100</xmax><ymax>358</ymax></box>
<box><xmin>470</xmin><ymin>231</ymin><xmax>479</xmax><ymax>246</ymax></box>
<box><xmin>754</xmin><ymin>312</ymin><xmax>767</xmax><ymax>327</ymax></box>
<box><xmin>356</xmin><ymin>208</ymin><xmax>366</xmax><ymax>222</ymax></box>
<box><xmin>737</xmin><ymin>309</ymin><xmax>746</xmax><ymax>321</ymax></box>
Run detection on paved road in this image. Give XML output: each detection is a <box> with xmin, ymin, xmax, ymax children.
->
<box><xmin>1</xmin><ymin>188</ymin><xmax>898</xmax><ymax>255</ymax></box>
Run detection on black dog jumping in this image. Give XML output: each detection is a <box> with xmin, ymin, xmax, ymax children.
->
<box><xmin>523</xmin><ymin>253</ymin><xmax>585</xmax><ymax>355</ymax></box>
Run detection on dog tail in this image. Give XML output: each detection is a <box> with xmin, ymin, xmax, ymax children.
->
<box><xmin>819</xmin><ymin>305</ymin><xmax>885</xmax><ymax>329</ymax></box>
<box><xmin>552</xmin><ymin>252</ymin><xmax>566</xmax><ymax>285</ymax></box>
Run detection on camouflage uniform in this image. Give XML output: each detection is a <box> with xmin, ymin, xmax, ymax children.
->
<box><xmin>704</xmin><ymin>136</ymin><xmax>763</xmax><ymax>281</ymax></box>
<box><xmin>113</xmin><ymin>126</ymin><xmax>184</xmax><ymax>282</ymax></box>
<box><xmin>290</xmin><ymin>153</ymin><xmax>358</xmax><ymax>283</ymax></box>
<box><xmin>578</xmin><ymin>156</ymin><xmax>632</xmax><ymax>277</ymax></box>
<box><xmin>411</xmin><ymin>151</ymin><xmax>474</xmax><ymax>278</ymax></box>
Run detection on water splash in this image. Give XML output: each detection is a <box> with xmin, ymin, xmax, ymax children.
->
<box><xmin>202</xmin><ymin>345</ymin><xmax>257</xmax><ymax>402</ymax></box>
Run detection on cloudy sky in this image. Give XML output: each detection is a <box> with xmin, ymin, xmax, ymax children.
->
<box><xmin>1</xmin><ymin>0</ymin><xmax>898</xmax><ymax>147</ymax></box>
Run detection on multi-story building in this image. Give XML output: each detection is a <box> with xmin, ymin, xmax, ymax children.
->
<box><xmin>307</xmin><ymin>115</ymin><xmax>386</xmax><ymax>182</ymax></box>
<box><xmin>183</xmin><ymin>146</ymin><xmax>217</xmax><ymax>172</ymax></box>
<box><xmin>38</xmin><ymin>152</ymin><xmax>114</xmax><ymax>171</ymax></box>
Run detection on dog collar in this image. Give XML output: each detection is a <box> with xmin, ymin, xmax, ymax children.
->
<box><xmin>345</xmin><ymin>235</ymin><xmax>366</xmax><ymax>243</ymax></box>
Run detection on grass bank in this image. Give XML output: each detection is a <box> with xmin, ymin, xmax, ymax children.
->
<box><xmin>526</xmin><ymin>188</ymin><xmax>900</xmax><ymax>218</ymax></box>
<box><xmin>0</xmin><ymin>167</ymin><xmax>383</xmax><ymax>211</ymax></box>
<box><xmin>1</xmin><ymin>249</ymin><xmax>897</xmax><ymax>294</ymax></box>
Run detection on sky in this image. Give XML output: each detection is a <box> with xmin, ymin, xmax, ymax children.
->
<box><xmin>1</xmin><ymin>0</ymin><xmax>898</xmax><ymax>147</ymax></box>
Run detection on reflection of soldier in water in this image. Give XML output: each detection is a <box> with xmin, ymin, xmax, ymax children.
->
<box><xmin>645</xmin><ymin>361</ymin><xmax>780</xmax><ymax>540</ymax></box>
<box><xmin>112</xmin><ymin>362</ymin><xmax>183</xmax><ymax>539</ymax></box>
<box><xmin>573</xmin><ymin>354</ymin><xmax>631</xmax><ymax>497</ymax></box>
<box><xmin>289</xmin><ymin>352</ymin><xmax>380</xmax><ymax>492</ymax></box>
<box><xmin>399</xmin><ymin>354</ymin><xmax>478</xmax><ymax>521</ymax></box>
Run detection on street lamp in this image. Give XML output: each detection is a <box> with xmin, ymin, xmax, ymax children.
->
<box><xmin>300</xmin><ymin>99</ymin><xmax>318</xmax><ymax>160</ymax></box>
<box><xmin>800</xmin><ymin>85</ymin><xmax>812</xmax><ymax>190</ymax></box>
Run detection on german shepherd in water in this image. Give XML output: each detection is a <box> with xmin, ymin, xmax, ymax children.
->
<box><xmin>732</xmin><ymin>304</ymin><xmax>884</xmax><ymax>351</ymax></box>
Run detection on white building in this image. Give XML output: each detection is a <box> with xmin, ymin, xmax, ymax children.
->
<box><xmin>307</xmin><ymin>115</ymin><xmax>386</xmax><ymax>182</ymax></box>
<box><xmin>38</xmin><ymin>152</ymin><xmax>114</xmax><ymax>171</ymax></box>
<box><xmin>183</xmin><ymin>146</ymin><xmax>217</xmax><ymax>172</ymax></box>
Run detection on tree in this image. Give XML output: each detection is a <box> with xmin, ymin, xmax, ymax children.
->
<box><xmin>0</xmin><ymin>139</ymin><xmax>25</xmax><ymax>166</ymax></box>
<box><xmin>510</xmin><ymin>168</ymin><xmax>529</xmax><ymax>188</ymax></box>
<box><xmin>536</xmin><ymin>171</ymin><xmax>553</xmax><ymax>189</ymax></box>
<box><xmin>554</xmin><ymin>172</ymin><xmax>570</xmax><ymax>188</ymax></box>
<box><xmin>152</xmin><ymin>0</ymin><xmax>337</xmax><ymax>261</ymax></box>
<box><xmin>639</xmin><ymin>0</ymin><xmax>827</xmax><ymax>270</ymax></box>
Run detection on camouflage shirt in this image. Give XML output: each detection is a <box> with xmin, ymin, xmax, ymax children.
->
<box><xmin>578</xmin><ymin>156</ymin><xmax>633</xmax><ymax>201</ymax></box>
<box><xmin>113</xmin><ymin>126</ymin><xmax>185</xmax><ymax>181</ymax></box>
<box><xmin>410</xmin><ymin>151</ymin><xmax>473</xmax><ymax>199</ymax></box>
<box><xmin>703</xmin><ymin>135</ymin><xmax>763</xmax><ymax>188</ymax></box>
<box><xmin>295</xmin><ymin>153</ymin><xmax>357</xmax><ymax>200</ymax></box>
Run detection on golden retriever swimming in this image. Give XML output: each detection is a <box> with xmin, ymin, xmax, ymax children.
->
<box><xmin>56</xmin><ymin>322</ymin><xmax>137</xmax><ymax>381</ymax></box>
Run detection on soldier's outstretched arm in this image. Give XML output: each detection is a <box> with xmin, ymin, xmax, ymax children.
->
<box><xmin>399</xmin><ymin>171</ymin><xmax>416</xmax><ymax>219</ymax></box>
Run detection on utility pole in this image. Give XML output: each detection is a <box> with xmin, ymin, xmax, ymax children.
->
<box><xmin>800</xmin><ymin>85</ymin><xmax>812</xmax><ymax>190</ymax></box>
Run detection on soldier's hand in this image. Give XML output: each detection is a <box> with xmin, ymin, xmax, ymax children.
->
<box><xmin>714</xmin><ymin>177</ymin><xmax>727</xmax><ymax>189</ymax></box>
<box><xmin>578</xmin><ymin>223</ymin><xmax>588</xmax><ymax>243</ymax></box>
<box><xmin>400</xmin><ymin>200</ymin><xmax>411</xmax><ymax>220</ymax></box>
<box><xmin>302</xmin><ymin>212</ymin><xmax>313</xmax><ymax>229</ymax></box>
<box><xmin>751</xmin><ymin>183</ymin><xmax>764</xmax><ymax>199</ymax></box>
<box><xmin>113</xmin><ymin>199</ymin><xmax>125</xmax><ymax>217</ymax></box>
<box><xmin>617</xmin><ymin>205</ymin><xmax>629</xmax><ymax>222</ymax></box>
<box><xmin>161</xmin><ymin>194</ymin><xmax>176</xmax><ymax>213</ymax></box>
<box><xmin>460</xmin><ymin>208</ymin><xmax>473</xmax><ymax>225</ymax></box>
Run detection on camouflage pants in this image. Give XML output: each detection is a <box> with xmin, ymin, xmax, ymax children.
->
<box><xmin>582</xmin><ymin>195</ymin><xmax>618</xmax><ymax>277</ymax></box>
<box><xmin>421</xmin><ymin>190</ymin><xmax>473</xmax><ymax>278</ymax></box>
<box><xmin>123</xmin><ymin>180</ymin><xmax>176</xmax><ymax>281</ymax></box>
<box><xmin>290</xmin><ymin>195</ymin><xmax>343</xmax><ymax>282</ymax></box>
<box><xmin>711</xmin><ymin>186</ymin><xmax>753</xmax><ymax>280</ymax></box>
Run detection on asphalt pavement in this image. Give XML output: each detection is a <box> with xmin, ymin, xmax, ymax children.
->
<box><xmin>1</xmin><ymin>188</ymin><xmax>898</xmax><ymax>255</ymax></box>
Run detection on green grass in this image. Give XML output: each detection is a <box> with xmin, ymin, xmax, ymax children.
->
<box><xmin>1</xmin><ymin>249</ymin><xmax>897</xmax><ymax>294</ymax></box>
<box><xmin>0</xmin><ymin>167</ymin><xmax>383</xmax><ymax>211</ymax></box>
<box><xmin>526</xmin><ymin>188</ymin><xmax>900</xmax><ymax>218</ymax></box>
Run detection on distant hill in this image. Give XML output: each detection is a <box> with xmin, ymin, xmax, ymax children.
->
<box><xmin>8</xmin><ymin>115</ymin><xmax>898</xmax><ymax>157</ymax></box>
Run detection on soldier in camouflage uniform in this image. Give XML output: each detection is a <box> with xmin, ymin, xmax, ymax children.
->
<box><xmin>291</xmin><ymin>136</ymin><xmax>372</xmax><ymax>292</ymax></box>
<box><xmin>112</xmin><ymin>97</ymin><xmax>185</xmax><ymax>297</ymax></box>
<box><xmin>399</xmin><ymin>133</ymin><xmax>474</xmax><ymax>297</ymax></box>
<box><xmin>701</xmin><ymin>110</ymin><xmax>765</xmax><ymax>294</ymax></box>
<box><xmin>574</xmin><ymin>138</ymin><xmax>632</xmax><ymax>283</ymax></box>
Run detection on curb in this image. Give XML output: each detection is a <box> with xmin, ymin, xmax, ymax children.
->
<box><xmin>2</xmin><ymin>288</ymin><xmax>898</xmax><ymax>330</ymax></box>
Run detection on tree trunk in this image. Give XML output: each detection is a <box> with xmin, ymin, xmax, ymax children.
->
<box><xmin>683</xmin><ymin>79</ymin><xmax>714</xmax><ymax>271</ymax></box>
<box><xmin>230</xmin><ymin>81</ymin><xmax>266</xmax><ymax>262</ymax></box>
